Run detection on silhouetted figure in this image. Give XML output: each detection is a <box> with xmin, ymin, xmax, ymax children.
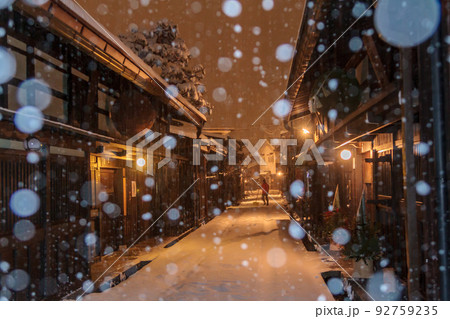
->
<box><xmin>261</xmin><ymin>179</ymin><xmax>269</xmax><ymax>206</ymax></box>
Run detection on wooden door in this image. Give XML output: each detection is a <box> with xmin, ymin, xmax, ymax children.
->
<box><xmin>99</xmin><ymin>169</ymin><xmax>123</xmax><ymax>253</ymax></box>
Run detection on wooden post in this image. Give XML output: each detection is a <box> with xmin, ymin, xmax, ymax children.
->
<box><xmin>429</xmin><ymin>30</ymin><xmax>450</xmax><ymax>300</ymax></box>
<box><xmin>391</xmin><ymin>127</ymin><xmax>405</xmax><ymax>275</ymax></box>
<box><xmin>401</xmin><ymin>48</ymin><xmax>421</xmax><ymax>300</ymax></box>
<box><xmin>372</xmin><ymin>141</ymin><xmax>379</xmax><ymax>224</ymax></box>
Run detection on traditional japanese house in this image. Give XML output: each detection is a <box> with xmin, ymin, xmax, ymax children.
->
<box><xmin>284</xmin><ymin>0</ymin><xmax>450</xmax><ymax>300</ymax></box>
<box><xmin>0</xmin><ymin>0</ymin><xmax>218</xmax><ymax>300</ymax></box>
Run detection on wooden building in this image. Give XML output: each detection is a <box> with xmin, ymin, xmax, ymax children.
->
<box><xmin>285</xmin><ymin>0</ymin><xmax>450</xmax><ymax>300</ymax></box>
<box><xmin>0</xmin><ymin>0</ymin><xmax>241</xmax><ymax>300</ymax></box>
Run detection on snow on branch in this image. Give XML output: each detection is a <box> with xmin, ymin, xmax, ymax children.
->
<box><xmin>119</xmin><ymin>20</ymin><xmax>212</xmax><ymax>114</ymax></box>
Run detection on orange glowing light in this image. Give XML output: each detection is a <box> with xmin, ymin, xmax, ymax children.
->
<box><xmin>340</xmin><ymin>149</ymin><xmax>352</xmax><ymax>160</ymax></box>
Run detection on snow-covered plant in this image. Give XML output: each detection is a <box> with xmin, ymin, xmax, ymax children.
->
<box><xmin>343</xmin><ymin>222</ymin><xmax>381</xmax><ymax>265</ymax></box>
<box><xmin>120</xmin><ymin>20</ymin><xmax>212</xmax><ymax>114</ymax></box>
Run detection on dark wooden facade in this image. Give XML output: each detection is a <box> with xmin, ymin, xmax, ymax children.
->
<box><xmin>285</xmin><ymin>0</ymin><xmax>450</xmax><ymax>300</ymax></box>
<box><xmin>0</xmin><ymin>1</ymin><xmax>242</xmax><ymax>300</ymax></box>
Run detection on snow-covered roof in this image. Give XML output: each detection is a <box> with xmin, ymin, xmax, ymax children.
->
<box><xmin>16</xmin><ymin>0</ymin><xmax>206</xmax><ymax>127</ymax></box>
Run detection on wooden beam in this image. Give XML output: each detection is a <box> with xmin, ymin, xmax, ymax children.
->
<box><xmin>363</xmin><ymin>35</ymin><xmax>389</xmax><ymax>88</ymax></box>
<box><xmin>345</xmin><ymin>51</ymin><xmax>367</xmax><ymax>70</ymax></box>
<box><xmin>335</xmin><ymin>119</ymin><xmax>400</xmax><ymax>149</ymax></box>
<box><xmin>316</xmin><ymin>82</ymin><xmax>397</xmax><ymax>145</ymax></box>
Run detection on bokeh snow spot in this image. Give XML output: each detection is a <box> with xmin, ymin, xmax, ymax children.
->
<box><xmin>332</xmin><ymin>227</ymin><xmax>351</xmax><ymax>245</ymax></box>
<box><xmin>289</xmin><ymin>180</ymin><xmax>305</xmax><ymax>198</ymax></box>
<box><xmin>145</xmin><ymin>177</ymin><xmax>155</xmax><ymax>187</ymax></box>
<box><xmin>26</xmin><ymin>152</ymin><xmax>40</xmax><ymax>164</ymax></box>
<box><xmin>142</xmin><ymin>212</ymin><xmax>152</xmax><ymax>220</ymax></box>
<box><xmin>415</xmin><ymin>142</ymin><xmax>430</xmax><ymax>156</ymax></box>
<box><xmin>191</xmin><ymin>1</ymin><xmax>202</xmax><ymax>14</ymax></box>
<box><xmin>328</xmin><ymin>79</ymin><xmax>339</xmax><ymax>91</ymax></box>
<box><xmin>13</xmin><ymin>220</ymin><xmax>36</xmax><ymax>241</ymax></box>
<box><xmin>266</xmin><ymin>247</ymin><xmax>287</xmax><ymax>268</ymax></box>
<box><xmin>165</xmin><ymin>85</ymin><xmax>179</xmax><ymax>99</ymax></box>
<box><xmin>222</xmin><ymin>0</ymin><xmax>242</xmax><ymax>18</ymax></box>
<box><xmin>22</xmin><ymin>0</ymin><xmax>50</xmax><ymax>7</ymax></box>
<box><xmin>349</xmin><ymin>37</ymin><xmax>363</xmax><ymax>52</ymax></box>
<box><xmin>10</xmin><ymin>189</ymin><xmax>40</xmax><ymax>217</ymax></box>
<box><xmin>415</xmin><ymin>180</ymin><xmax>431</xmax><ymax>196</ymax></box>
<box><xmin>0</xmin><ymin>46</ymin><xmax>16</xmax><ymax>84</ymax></box>
<box><xmin>288</xmin><ymin>221</ymin><xmax>306</xmax><ymax>240</ymax></box>
<box><xmin>0</xmin><ymin>261</ymin><xmax>10</xmax><ymax>273</ymax></box>
<box><xmin>166</xmin><ymin>263</ymin><xmax>178</xmax><ymax>275</ymax></box>
<box><xmin>190</xmin><ymin>46</ymin><xmax>200</xmax><ymax>58</ymax></box>
<box><xmin>14</xmin><ymin>106</ymin><xmax>44</xmax><ymax>134</ymax></box>
<box><xmin>327</xmin><ymin>277</ymin><xmax>344</xmax><ymax>295</ymax></box>
<box><xmin>328</xmin><ymin>109</ymin><xmax>338</xmax><ymax>121</ymax></box>
<box><xmin>272</xmin><ymin>99</ymin><xmax>292</xmax><ymax>118</ymax></box>
<box><xmin>367</xmin><ymin>271</ymin><xmax>403</xmax><ymax>300</ymax></box>
<box><xmin>352</xmin><ymin>2</ymin><xmax>367</xmax><ymax>18</ymax></box>
<box><xmin>374</xmin><ymin>0</ymin><xmax>441</xmax><ymax>48</ymax></box>
<box><xmin>17</xmin><ymin>78</ymin><xmax>52</xmax><ymax>110</ymax></box>
<box><xmin>5</xmin><ymin>269</ymin><xmax>30</xmax><ymax>292</ymax></box>
<box><xmin>84</xmin><ymin>233</ymin><xmax>97</xmax><ymax>246</ymax></box>
<box><xmin>252</xmin><ymin>26</ymin><xmax>261</xmax><ymax>36</ymax></box>
<box><xmin>97</xmin><ymin>4</ymin><xmax>108</xmax><ymax>15</ymax></box>
<box><xmin>82</xmin><ymin>280</ymin><xmax>94</xmax><ymax>293</ymax></box>
<box><xmin>275</xmin><ymin>44</ymin><xmax>294</xmax><ymax>62</ymax></box>
<box><xmin>167</xmin><ymin>208</ymin><xmax>180</xmax><ymax>221</ymax></box>
<box><xmin>218</xmin><ymin>57</ymin><xmax>233</xmax><ymax>72</ymax></box>
<box><xmin>163</xmin><ymin>135</ymin><xmax>177</xmax><ymax>150</ymax></box>
<box><xmin>211</xmin><ymin>165</ymin><xmax>219</xmax><ymax>173</ymax></box>
<box><xmin>213</xmin><ymin>87</ymin><xmax>227</xmax><ymax>102</ymax></box>
<box><xmin>213</xmin><ymin>237</ymin><xmax>221</xmax><ymax>245</ymax></box>
<box><xmin>262</xmin><ymin>0</ymin><xmax>274</xmax><ymax>11</ymax></box>
<box><xmin>103</xmin><ymin>202</ymin><xmax>121</xmax><ymax>219</ymax></box>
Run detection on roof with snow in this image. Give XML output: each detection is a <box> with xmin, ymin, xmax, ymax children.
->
<box><xmin>15</xmin><ymin>0</ymin><xmax>207</xmax><ymax>127</ymax></box>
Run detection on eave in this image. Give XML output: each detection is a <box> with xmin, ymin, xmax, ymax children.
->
<box><xmin>14</xmin><ymin>0</ymin><xmax>206</xmax><ymax>127</ymax></box>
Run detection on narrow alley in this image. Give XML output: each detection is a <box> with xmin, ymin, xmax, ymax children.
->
<box><xmin>1</xmin><ymin>0</ymin><xmax>450</xmax><ymax>308</ymax></box>
<box><xmin>85</xmin><ymin>197</ymin><xmax>334</xmax><ymax>301</ymax></box>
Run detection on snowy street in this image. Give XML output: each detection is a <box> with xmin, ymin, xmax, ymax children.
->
<box><xmin>85</xmin><ymin>198</ymin><xmax>334</xmax><ymax>301</ymax></box>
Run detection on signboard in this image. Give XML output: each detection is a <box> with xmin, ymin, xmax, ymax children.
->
<box><xmin>90</xmin><ymin>209</ymin><xmax>99</xmax><ymax>218</ymax></box>
<box><xmin>131</xmin><ymin>181</ymin><xmax>136</xmax><ymax>197</ymax></box>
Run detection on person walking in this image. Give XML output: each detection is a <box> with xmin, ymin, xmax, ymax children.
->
<box><xmin>261</xmin><ymin>179</ymin><xmax>270</xmax><ymax>206</ymax></box>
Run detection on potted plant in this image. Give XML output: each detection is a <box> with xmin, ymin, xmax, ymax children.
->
<box><xmin>343</xmin><ymin>222</ymin><xmax>381</xmax><ymax>278</ymax></box>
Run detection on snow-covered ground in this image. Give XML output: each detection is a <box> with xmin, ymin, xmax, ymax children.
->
<box><xmin>85</xmin><ymin>199</ymin><xmax>334</xmax><ymax>301</ymax></box>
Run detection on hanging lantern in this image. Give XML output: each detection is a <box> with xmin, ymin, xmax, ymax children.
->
<box><xmin>23</xmin><ymin>136</ymin><xmax>42</xmax><ymax>151</ymax></box>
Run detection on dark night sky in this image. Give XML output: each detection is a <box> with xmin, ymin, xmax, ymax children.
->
<box><xmin>77</xmin><ymin>0</ymin><xmax>306</xmax><ymax>131</ymax></box>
